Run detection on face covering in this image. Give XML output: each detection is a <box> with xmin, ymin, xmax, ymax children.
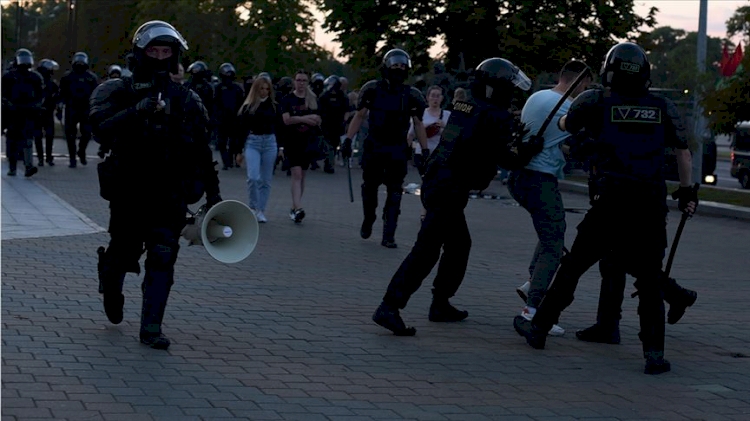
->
<box><xmin>386</xmin><ymin>68</ymin><xmax>407</xmax><ymax>85</ymax></box>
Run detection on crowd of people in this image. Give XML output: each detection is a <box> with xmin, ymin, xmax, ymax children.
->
<box><xmin>2</xmin><ymin>19</ymin><xmax>700</xmax><ymax>375</ymax></box>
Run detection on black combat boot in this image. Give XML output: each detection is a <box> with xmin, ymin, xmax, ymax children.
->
<box><xmin>664</xmin><ymin>277</ymin><xmax>697</xmax><ymax>324</ymax></box>
<box><xmin>576</xmin><ymin>323</ymin><xmax>620</xmax><ymax>344</ymax></box>
<box><xmin>372</xmin><ymin>302</ymin><xmax>416</xmax><ymax>336</ymax></box>
<box><xmin>97</xmin><ymin>247</ymin><xmax>125</xmax><ymax>325</ymax></box>
<box><xmin>513</xmin><ymin>316</ymin><xmax>547</xmax><ymax>349</ymax></box>
<box><xmin>644</xmin><ymin>350</ymin><xmax>671</xmax><ymax>374</ymax></box>
<box><xmin>428</xmin><ymin>296</ymin><xmax>468</xmax><ymax>322</ymax></box>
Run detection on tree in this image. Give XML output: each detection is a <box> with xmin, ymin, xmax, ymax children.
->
<box><xmin>319</xmin><ymin>0</ymin><xmax>657</xmax><ymax>86</ymax></box>
<box><xmin>637</xmin><ymin>26</ymin><xmax>724</xmax><ymax>91</ymax></box>
<box><xmin>702</xmin><ymin>5</ymin><xmax>750</xmax><ymax>134</ymax></box>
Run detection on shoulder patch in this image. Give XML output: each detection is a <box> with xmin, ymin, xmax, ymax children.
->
<box><xmin>452</xmin><ymin>100</ymin><xmax>474</xmax><ymax>113</ymax></box>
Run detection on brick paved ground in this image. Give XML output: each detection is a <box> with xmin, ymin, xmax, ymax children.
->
<box><xmin>2</xmin><ymin>146</ymin><xmax>749</xmax><ymax>420</ymax></box>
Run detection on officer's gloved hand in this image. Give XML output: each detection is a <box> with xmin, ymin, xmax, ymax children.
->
<box><xmin>205</xmin><ymin>194</ymin><xmax>223</xmax><ymax>210</ymax></box>
<box><xmin>417</xmin><ymin>148</ymin><xmax>430</xmax><ymax>176</ymax></box>
<box><xmin>671</xmin><ymin>184</ymin><xmax>699</xmax><ymax>216</ymax></box>
<box><xmin>341</xmin><ymin>138</ymin><xmax>353</xmax><ymax>159</ymax></box>
<box><xmin>134</xmin><ymin>97</ymin><xmax>159</xmax><ymax>115</ymax></box>
<box><xmin>55</xmin><ymin>105</ymin><xmax>63</xmax><ymax>121</ymax></box>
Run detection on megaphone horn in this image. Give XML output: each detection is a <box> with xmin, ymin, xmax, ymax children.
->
<box><xmin>181</xmin><ymin>200</ymin><xmax>258</xmax><ymax>264</ymax></box>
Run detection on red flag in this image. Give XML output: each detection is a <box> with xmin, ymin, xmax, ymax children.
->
<box><xmin>720</xmin><ymin>43</ymin><xmax>731</xmax><ymax>75</ymax></box>
<box><xmin>726</xmin><ymin>43</ymin><xmax>744</xmax><ymax>77</ymax></box>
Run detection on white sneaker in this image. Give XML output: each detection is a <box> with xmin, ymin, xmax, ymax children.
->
<box><xmin>256</xmin><ymin>211</ymin><xmax>267</xmax><ymax>223</ymax></box>
<box><xmin>521</xmin><ymin>307</ymin><xmax>565</xmax><ymax>337</ymax></box>
<box><xmin>516</xmin><ymin>281</ymin><xmax>530</xmax><ymax>303</ymax></box>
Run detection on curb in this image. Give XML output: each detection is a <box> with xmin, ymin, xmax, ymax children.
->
<box><xmin>558</xmin><ymin>180</ymin><xmax>750</xmax><ymax>221</ymax></box>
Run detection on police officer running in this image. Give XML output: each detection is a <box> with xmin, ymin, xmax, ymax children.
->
<box><xmin>214</xmin><ymin>62</ymin><xmax>245</xmax><ymax>170</ymax></box>
<box><xmin>35</xmin><ymin>59</ymin><xmax>60</xmax><ymax>166</ymax></box>
<box><xmin>2</xmin><ymin>48</ymin><xmax>44</xmax><ymax>177</ymax></box>
<box><xmin>341</xmin><ymin>49</ymin><xmax>429</xmax><ymax>248</ymax></box>
<box><xmin>373</xmin><ymin>58</ymin><xmax>532</xmax><ymax>335</ymax></box>
<box><xmin>90</xmin><ymin>20</ymin><xmax>222</xmax><ymax>349</ymax></box>
<box><xmin>59</xmin><ymin>51</ymin><xmax>99</xmax><ymax>168</ymax></box>
<box><xmin>513</xmin><ymin>42</ymin><xmax>698</xmax><ymax>374</ymax></box>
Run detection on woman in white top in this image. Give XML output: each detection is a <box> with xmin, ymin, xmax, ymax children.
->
<box><xmin>408</xmin><ymin>85</ymin><xmax>451</xmax><ymax>154</ymax></box>
<box><xmin>407</xmin><ymin>85</ymin><xmax>451</xmax><ymax>220</ymax></box>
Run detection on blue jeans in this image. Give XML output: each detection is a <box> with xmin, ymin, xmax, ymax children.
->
<box><xmin>244</xmin><ymin>134</ymin><xmax>277</xmax><ymax>212</ymax></box>
<box><xmin>508</xmin><ymin>169</ymin><xmax>566</xmax><ymax>309</ymax></box>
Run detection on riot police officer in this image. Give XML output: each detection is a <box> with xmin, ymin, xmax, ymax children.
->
<box><xmin>90</xmin><ymin>20</ymin><xmax>222</xmax><ymax>350</ymax></box>
<box><xmin>59</xmin><ymin>51</ymin><xmax>99</xmax><ymax>168</ymax></box>
<box><xmin>372</xmin><ymin>58</ymin><xmax>532</xmax><ymax>335</ymax></box>
<box><xmin>35</xmin><ymin>59</ymin><xmax>60</xmax><ymax>166</ymax></box>
<box><xmin>1</xmin><ymin>48</ymin><xmax>44</xmax><ymax>177</ymax></box>
<box><xmin>341</xmin><ymin>48</ymin><xmax>429</xmax><ymax>248</ymax></box>
<box><xmin>276</xmin><ymin>76</ymin><xmax>294</xmax><ymax>99</ymax></box>
<box><xmin>214</xmin><ymin>62</ymin><xmax>245</xmax><ymax>170</ymax></box>
<box><xmin>107</xmin><ymin>65</ymin><xmax>123</xmax><ymax>80</ymax></box>
<box><xmin>185</xmin><ymin>61</ymin><xmax>215</xmax><ymax>122</ymax></box>
<box><xmin>310</xmin><ymin>72</ymin><xmax>325</xmax><ymax>97</ymax></box>
<box><xmin>513</xmin><ymin>42</ymin><xmax>698</xmax><ymax>375</ymax></box>
<box><xmin>318</xmin><ymin>75</ymin><xmax>349</xmax><ymax>173</ymax></box>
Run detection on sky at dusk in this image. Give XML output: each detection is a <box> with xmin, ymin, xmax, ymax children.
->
<box><xmin>312</xmin><ymin>0</ymin><xmax>750</xmax><ymax>59</ymax></box>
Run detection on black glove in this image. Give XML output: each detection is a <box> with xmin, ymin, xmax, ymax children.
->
<box><xmin>671</xmin><ymin>184</ymin><xmax>699</xmax><ymax>214</ymax></box>
<box><xmin>135</xmin><ymin>97</ymin><xmax>159</xmax><ymax>115</ymax></box>
<box><xmin>341</xmin><ymin>138</ymin><xmax>353</xmax><ymax>159</ymax></box>
<box><xmin>205</xmin><ymin>194</ymin><xmax>222</xmax><ymax>210</ymax></box>
<box><xmin>55</xmin><ymin>106</ymin><xmax>63</xmax><ymax>121</ymax></box>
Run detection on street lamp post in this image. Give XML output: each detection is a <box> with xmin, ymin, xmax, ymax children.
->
<box><xmin>67</xmin><ymin>0</ymin><xmax>77</xmax><ymax>57</ymax></box>
<box><xmin>693</xmin><ymin>0</ymin><xmax>708</xmax><ymax>185</ymax></box>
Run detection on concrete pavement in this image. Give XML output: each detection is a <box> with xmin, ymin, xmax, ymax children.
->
<box><xmin>2</xmin><ymin>147</ymin><xmax>750</xmax><ymax>420</ymax></box>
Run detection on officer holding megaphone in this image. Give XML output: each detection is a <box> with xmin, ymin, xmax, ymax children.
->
<box><xmin>90</xmin><ymin>21</ymin><xmax>222</xmax><ymax>350</ymax></box>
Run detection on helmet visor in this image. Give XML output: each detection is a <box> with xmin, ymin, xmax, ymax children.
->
<box><xmin>16</xmin><ymin>55</ymin><xmax>33</xmax><ymax>66</ymax></box>
<box><xmin>512</xmin><ymin>69</ymin><xmax>532</xmax><ymax>91</ymax></box>
<box><xmin>385</xmin><ymin>54</ymin><xmax>411</xmax><ymax>69</ymax></box>
<box><xmin>135</xmin><ymin>26</ymin><xmax>188</xmax><ymax>51</ymax></box>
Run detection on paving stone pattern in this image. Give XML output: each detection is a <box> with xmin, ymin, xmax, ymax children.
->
<box><xmin>2</xmin><ymin>148</ymin><xmax>749</xmax><ymax>420</ymax></box>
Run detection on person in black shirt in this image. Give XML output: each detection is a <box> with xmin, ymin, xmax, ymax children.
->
<box><xmin>233</xmin><ymin>77</ymin><xmax>282</xmax><ymax>223</ymax></box>
<box><xmin>280</xmin><ymin>70</ymin><xmax>322</xmax><ymax>223</ymax></box>
<box><xmin>214</xmin><ymin>62</ymin><xmax>245</xmax><ymax>170</ymax></box>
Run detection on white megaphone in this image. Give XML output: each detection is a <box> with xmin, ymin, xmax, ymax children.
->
<box><xmin>181</xmin><ymin>200</ymin><xmax>258</xmax><ymax>263</ymax></box>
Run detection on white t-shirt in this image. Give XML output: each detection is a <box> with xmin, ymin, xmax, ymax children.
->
<box><xmin>409</xmin><ymin>108</ymin><xmax>451</xmax><ymax>154</ymax></box>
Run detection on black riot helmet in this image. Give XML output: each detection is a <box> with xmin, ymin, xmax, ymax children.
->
<box><xmin>37</xmin><ymin>59</ymin><xmax>59</xmax><ymax>76</ymax></box>
<box><xmin>218</xmin><ymin>62</ymin><xmax>236</xmax><ymax>80</ymax></box>
<box><xmin>276</xmin><ymin>76</ymin><xmax>294</xmax><ymax>97</ymax></box>
<box><xmin>470</xmin><ymin>57</ymin><xmax>531</xmax><ymax>107</ymax></box>
<box><xmin>131</xmin><ymin>20</ymin><xmax>188</xmax><ymax>78</ymax></box>
<box><xmin>600</xmin><ymin>42</ymin><xmax>651</xmax><ymax>93</ymax></box>
<box><xmin>381</xmin><ymin>48</ymin><xmax>412</xmax><ymax>86</ymax></box>
<box><xmin>15</xmin><ymin>48</ymin><xmax>34</xmax><ymax>69</ymax></box>
<box><xmin>324</xmin><ymin>75</ymin><xmax>341</xmax><ymax>93</ymax></box>
<box><xmin>187</xmin><ymin>60</ymin><xmax>208</xmax><ymax>75</ymax></box>
<box><xmin>71</xmin><ymin>52</ymin><xmax>89</xmax><ymax>71</ymax></box>
<box><xmin>108</xmin><ymin>64</ymin><xmax>122</xmax><ymax>78</ymax></box>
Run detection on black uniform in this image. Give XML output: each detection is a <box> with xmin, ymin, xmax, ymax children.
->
<box><xmin>59</xmin><ymin>67</ymin><xmax>98</xmax><ymax>166</ymax></box>
<box><xmin>91</xmin><ymin>20</ymin><xmax>221</xmax><ymax>350</ymax></box>
<box><xmin>318</xmin><ymin>80</ymin><xmax>349</xmax><ymax>173</ymax></box>
<box><xmin>213</xmin><ymin>76</ymin><xmax>245</xmax><ymax>169</ymax></box>
<box><xmin>35</xmin><ymin>66</ymin><xmax>59</xmax><ymax>165</ymax></box>
<box><xmin>373</xmin><ymin>57</ymin><xmax>531</xmax><ymax>336</ymax></box>
<box><xmin>184</xmin><ymin>73</ymin><xmax>215</xmax><ymax>121</ymax></box>
<box><xmin>519</xmin><ymin>88</ymin><xmax>689</xmax><ymax>369</ymax></box>
<box><xmin>2</xmin><ymin>63</ymin><xmax>44</xmax><ymax>176</ymax></box>
<box><xmin>357</xmin><ymin>79</ymin><xmax>426</xmax><ymax>247</ymax></box>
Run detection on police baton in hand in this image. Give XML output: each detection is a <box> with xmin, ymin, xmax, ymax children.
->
<box><xmin>346</xmin><ymin>159</ymin><xmax>354</xmax><ymax>203</ymax></box>
<box><xmin>664</xmin><ymin>183</ymin><xmax>700</xmax><ymax>276</ymax></box>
